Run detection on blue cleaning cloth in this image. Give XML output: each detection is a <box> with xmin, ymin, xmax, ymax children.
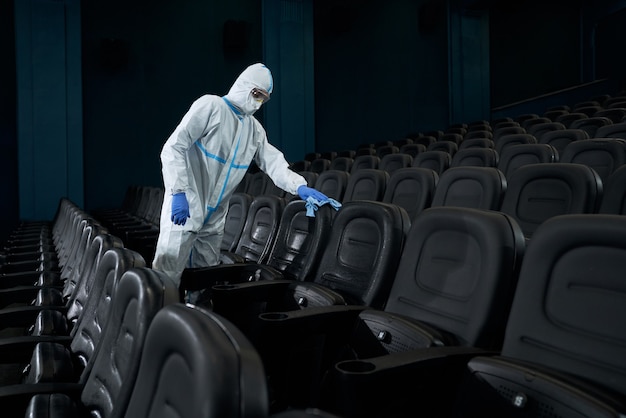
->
<box><xmin>305</xmin><ymin>196</ymin><xmax>342</xmax><ymax>217</ymax></box>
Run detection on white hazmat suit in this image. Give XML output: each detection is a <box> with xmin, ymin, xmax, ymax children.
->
<box><xmin>152</xmin><ymin>63</ymin><xmax>307</xmax><ymax>285</ymax></box>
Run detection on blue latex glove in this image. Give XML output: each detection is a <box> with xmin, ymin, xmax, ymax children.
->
<box><xmin>297</xmin><ymin>185</ymin><xmax>328</xmax><ymax>202</ymax></box>
<box><xmin>171</xmin><ymin>192</ymin><xmax>190</xmax><ymax>225</ymax></box>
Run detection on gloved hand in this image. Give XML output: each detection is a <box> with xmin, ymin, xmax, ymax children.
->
<box><xmin>171</xmin><ymin>192</ymin><xmax>190</xmax><ymax>225</ymax></box>
<box><xmin>297</xmin><ymin>185</ymin><xmax>329</xmax><ymax>202</ymax></box>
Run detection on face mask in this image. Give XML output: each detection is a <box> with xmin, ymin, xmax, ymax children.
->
<box><xmin>241</xmin><ymin>92</ymin><xmax>263</xmax><ymax>114</ymax></box>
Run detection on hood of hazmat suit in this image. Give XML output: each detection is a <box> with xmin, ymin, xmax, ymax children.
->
<box><xmin>224</xmin><ymin>63</ymin><xmax>273</xmax><ymax>115</ymax></box>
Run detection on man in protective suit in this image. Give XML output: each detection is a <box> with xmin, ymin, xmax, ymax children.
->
<box><xmin>153</xmin><ymin>63</ymin><xmax>327</xmax><ymax>286</ymax></box>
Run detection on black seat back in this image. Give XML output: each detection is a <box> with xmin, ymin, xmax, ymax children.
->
<box><xmin>382</xmin><ymin>167</ymin><xmax>438</xmax><ymax>221</ymax></box>
<box><xmin>431</xmin><ymin>166</ymin><xmax>507</xmax><ymax>211</ymax></box>
<box><xmin>314</xmin><ymin>170</ymin><xmax>350</xmax><ymax>201</ymax></box>
<box><xmin>412</xmin><ymin>150</ymin><xmax>451</xmax><ymax>175</ymax></box>
<box><xmin>266</xmin><ymin>200</ymin><xmax>333</xmax><ymax>281</ymax></box>
<box><xmin>500</xmin><ymin>163</ymin><xmax>603</xmax><ymax>239</ymax></box>
<box><xmin>379</xmin><ymin>153</ymin><xmax>413</xmax><ymax>176</ymax></box>
<box><xmin>595</xmin><ymin>120</ymin><xmax>626</xmax><ymax>139</ymax></box>
<box><xmin>343</xmin><ymin>169</ymin><xmax>389</xmax><ymax>203</ymax></box>
<box><xmin>68</xmin><ymin>247</ymin><xmax>146</xmax><ymax>382</ymax></box>
<box><xmin>221</xmin><ymin>192</ymin><xmax>253</xmax><ymax>252</ymax></box>
<box><xmin>63</xmin><ymin>232</ymin><xmax>124</xmax><ymax>329</ymax></box>
<box><xmin>494</xmin><ymin>133</ymin><xmax>537</xmax><ymax>158</ymax></box>
<box><xmin>246</xmin><ymin>171</ymin><xmax>269</xmax><ymax>196</ymax></box>
<box><xmin>497</xmin><ymin>143</ymin><xmax>558</xmax><ymax>178</ymax></box>
<box><xmin>329</xmin><ymin>156</ymin><xmax>354</xmax><ymax>172</ymax></box>
<box><xmin>501</xmin><ymin>213</ymin><xmax>626</xmax><ymax>394</ymax></box>
<box><xmin>382</xmin><ymin>206</ymin><xmax>525</xmax><ymax>349</ymax></box>
<box><xmin>539</xmin><ymin>128</ymin><xmax>589</xmax><ymax>155</ymax></box>
<box><xmin>231</xmin><ymin>195</ymin><xmax>285</xmax><ymax>264</ymax></box>
<box><xmin>450</xmin><ymin>148</ymin><xmax>499</xmax><ymax>168</ymax></box>
<box><xmin>350</xmin><ymin>155</ymin><xmax>380</xmax><ymax>173</ymax></box>
<box><xmin>79</xmin><ymin>267</ymin><xmax>179</xmax><ymax>417</ymax></box>
<box><xmin>570</xmin><ymin>116</ymin><xmax>613</xmax><ymax>137</ymax></box>
<box><xmin>462</xmin><ymin>214</ymin><xmax>626</xmax><ymax>417</ymax></box>
<box><xmin>124</xmin><ymin>304</ymin><xmax>268</xmax><ymax>418</ymax></box>
<box><xmin>310</xmin><ymin>201</ymin><xmax>410</xmax><ymax>309</ymax></box>
<box><xmin>598</xmin><ymin>163</ymin><xmax>626</xmax><ymax>214</ymax></box>
<box><xmin>560</xmin><ymin>137</ymin><xmax>626</xmax><ymax>183</ymax></box>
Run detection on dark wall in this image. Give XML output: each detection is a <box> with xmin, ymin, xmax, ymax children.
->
<box><xmin>313</xmin><ymin>0</ymin><xmax>450</xmax><ymax>153</ymax></box>
<box><xmin>81</xmin><ymin>0</ymin><xmax>263</xmax><ymax>212</ymax></box>
<box><xmin>0</xmin><ymin>0</ymin><xmax>18</xmax><ymax>244</ymax></box>
<box><xmin>4</xmin><ymin>0</ymin><xmax>626</xmax><ymax>234</ymax></box>
<box><xmin>489</xmin><ymin>1</ymin><xmax>582</xmax><ymax>107</ymax></box>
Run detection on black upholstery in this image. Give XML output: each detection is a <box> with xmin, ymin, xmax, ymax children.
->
<box><xmin>427</xmin><ymin>140</ymin><xmax>458</xmax><ymax>156</ymax></box>
<box><xmin>379</xmin><ymin>153</ymin><xmax>413</xmax><ymax>175</ymax></box>
<box><xmin>538</xmin><ymin>128</ymin><xmax>589</xmax><ymax>155</ymax></box>
<box><xmin>450</xmin><ymin>148</ymin><xmax>499</xmax><ymax>168</ymax></box>
<box><xmin>413</xmin><ymin>135</ymin><xmax>437</xmax><ymax>148</ymax></box>
<box><xmin>499</xmin><ymin>163</ymin><xmax>603</xmax><ymax>239</ymax></box>
<box><xmin>593</xmin><ymin>107</ymin><xmax>626</xmax><ymax>123</ymax></box>
<box><xmin>20</xmin><ymin>267</ymin><xmax>178</xmax><ymax>417</ymax></box>
<box><xmin>0</xmin><ymin>233</ymin><xmax>124</xmax><ymax>351</ymax></box>
<box><xmin>221</xmin><ymin>192</ymin><xmax>253</xmax><ymax>252</ymax></box>
<box><xmin>526</xmin><ymin>121</ymin><xmax>566</xmax><ymax>142</ymax></box>
<box><xmin>265</xmin><ymin>207</ymin><xmax>525</xmax><ymax>415</ymax></box>
<box><xmin>314</xmin><ymin>170</ymin><xmax>350</xmax><ymax>201</ymax></box>
<box><xmin>210</xmin><ymin>200</ymin><xmax>411</xmax><ymax>339</ymax></box>
<box><xmin>555</xmin><ymin>111</ymin><xmax>588</xmax><ymax>128</ymax></box>
<box><xmin>494</xmin><ymin>133</ymin><xmax>537</xmax><ymax>156</ymax></box>
<box><xmin>520</xmin><ymin>116</ymin><xmax>551</xmax><ymax>131</ymax></box>
<box><xmin>382</xmin><ymin>167</ymin><xmax>438</xmax><ymax>221</ymax></box>
<box><xmin>598</xmin><ymin>164</ymin><xmax>626</xmax><ymax>214</ymax></box>
<box><xmin>464</xmin><ymin>129</ymin><xmax>493</xmax><ymax>140</ymax></box>
<box><xmin>310</xmin><ymin>158</ymin><xmax>332</xmax><ymax>174</ymax></box>
<box><xmin>431</xmin><ymin>166</ymin><xmax>506</xmax><ymax>210</ymax></box>
<box><xmin>497</xmin><ymin>143</ymin><xmax>558</xmax><ymax>179</ymax></box>
<box><xmin>329</xmin><ymin>156</ymin><xmax>354</xmax><ymax>172</ymax></box>
<box><xmin>124</xmin><ymin>304</ymin><xmax>269</xmax><ymax>418</ymax></box>
<box><xmin>458</xmin><ymin>138</ymin><xmax>495</xmax><ymax>150</ymax></box>
<box><xmin>350</xmin><ymin>155</ymin><xmax>380</xmax><ymax>173</ymax></box>
<box><xmin>458</xmin><ymin>214</ymin><xmax>626</xmax><ymax>417</ymax></box>
<box><xmin>342</xmin><ymin>169</ymin><xmax>389</xmax><ymax>203</ymax></box>
<box><xmin>398</xmin><ymin>143</ymin><xmax>426</xmax><ymax>157</ymax></box>
<box><xmin>247</xmin><ymin>171</ymin><xmax>270</xmax><ymax>196</ymax></box>
<box><xmin>28</xmin><ymin>248</ymin><xmax>146</xmax><ymax>385</ymax></box>
<box><xmin>412</xmin><ymin>150</ymin><xmax>451</xmax><ymax>175</ymax></box>
<box><xmin>375</xmin><ymin>145</ymin><xmax>399</xmax><ymax>159</ymax></box>
<box><xmin>180</xmin><ymin>200</ymin><xmax>333</xmax><ymax>295</ymax></box>
<box><xmin>493</xmin><ymin>126</ymin><xmax>526</xmax><ymax>142</ymax></box>
<box><xmin>595</xmin><ymin>121</ymin><xmax>626</xmax><ymax>139</ymax></box>
<box><xmin>220</xmin><ymin>194</ymin><xmax>285</xmax><ymax>264</ymax></box>
<box><xmin>560</xmin><ymin>137</ymin><xmax>626</xmax><ymax>183</ymax></box>
<box><xmin>570</xmin><ymin>116</ymin><xmax>613</xmax><ymax>138</ymax></box>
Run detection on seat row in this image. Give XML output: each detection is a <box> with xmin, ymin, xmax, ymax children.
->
<box><xmin>179</xmin><ymin>197</ymin><xmax>626</xmax><ymax>417</ymax></box>
<box><xmin>0</xmin><ymin>198</ymin><xmax>340</xmax><ymax>417</ymax></box>
<box><xmin>101</xmin><ymin>155</ymin><xmax>626</xmax><ymax>274</ymax></box>
<box><xmin>291</xmin><ymin>134</ymin><xmax>626</xmax><ymax>182</ymax></box>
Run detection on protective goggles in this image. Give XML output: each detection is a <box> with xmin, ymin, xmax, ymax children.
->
<box><xmin>251</xmin><ymin>88</ymin><xmax>271</xmax><ymax>103</ymax></box>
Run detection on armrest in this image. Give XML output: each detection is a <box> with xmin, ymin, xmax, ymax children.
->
<box><xmin>0</xmin><ymin>286</ymin><xmax>64</xmax><ymax>309</ymax></box>
<box><xmin>0</xmin><ymin>382</ymin><xmax>82</xmax><ymax>413</ymax></box>
<box><xmin>258</xmin><ymin>304</ymin><xmax>367</xmax><ymax>334</ymax></box>
<box><xmin>324</xmin><ymin>346</ymin><xmax>497</xmax><ymax>417</ymax></box>
<box><xmin>0</xmin><ymin>271</ymin><xmax>55</xmax><ymax>289</ymax></box>
<box><xmin>0</xmin><ymin>306</ymin><xmax>68</xmax><ymax>331</ymax></box>
<box><xmin>0</xmin><ymin>287</ymin><xmax>40</xmax><ymax>308</ymax></box>
<box><xmin>181</xmin><ymin>264</ymin><xmax>285</xmax><ymax>292</ymax></box>
<box><xmin>0</xmin><ymin>335</ymin><xmax>72</xmax><ymax>363</ymax></box>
